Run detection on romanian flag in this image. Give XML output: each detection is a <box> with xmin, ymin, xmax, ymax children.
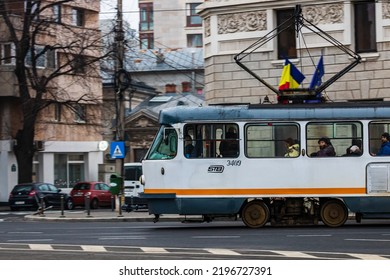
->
<box><xmin>278</xmin><ymin>59</ymin><xmax>305</xmax><ymax>90</ymax></box>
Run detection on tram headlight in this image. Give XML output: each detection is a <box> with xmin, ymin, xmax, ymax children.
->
<box><xmin>140</xmin><ymin>175</ymin><xmax>145</xmax><ymax>185</ymax></box>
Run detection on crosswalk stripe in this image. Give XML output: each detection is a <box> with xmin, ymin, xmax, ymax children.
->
<box><xmin>29</xmin><ymin>244</ymin><xmax>53</xmax><ymax>251</ymax></box>
<box><xmin>270</xmin><ymin>250</ymin><xmax>318</xmax><ymax>259</ymax></box>
<box><xmin>81</xmin><ymin>245</ymin><xmax>107</xmax><ymax>252</ymax></box>
<box><xmin>206</xmin><ymin>248</ymin><xmax>241</xmax><ymax>255</ymax></box>
<box><xmin>141</xmin><ymin>247</ymin><xmax>169</xmax><ymax>253</ymax></box>
<box><xmin>348</xmin><ymin>253</ymin><xmax>388</xmax><ymax>260</ymax></box>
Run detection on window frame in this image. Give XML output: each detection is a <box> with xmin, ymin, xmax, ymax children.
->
<box><xmin>24</xmin><ymin>1</ymin><xmax>39</xmax><ymax>21</ymax></box>
<box><xmin>140</xmin><ymin>33</ymin><xmax>154</xmax><ymax>49</ymax></box>
<box><xmin>368</xmin><ymin>121</ymin><xmax>390</xmax><ymax>156</ymax></box>
<box><xmin>276</xmin><ymin>9</ymin><xmax>297</xmax><ymax>59</ymax></box>
<box><xmin>184</xmin><ymin>123</ymin><xmax>239</xmax><ymax>159</ymax></box>
<box><xmin>146</xmin><ymin>126</ymin><xmax>178</xmax><ymax>160</ymax></box>
<box><xmin>52</xmin><ymin>4</ymin><xmax>62</xmax><ymax>23</ymax></box>
<box><xmin>139</xmin><ymin>3</ymin><xmax>154</xmax><ymax>31</ymax></box>
<box><xmin>187</xmin><ymin>34</ymin><xmax>203</xmax><ymax>48</ymax></box>
<box><xmin>354</xmin><ymin>0</ymin><xmax>377</xmax><ymax>53</ymax></box>
<box><xmin>72</xmin><ymin>55</ymin><xmax>86</xmax><ymax>74</ymax></box>
<box><xmin>72</xmin><ymin>8</ymin><xmax>84</xmax><ymax>27</ymax></box>
<box><xmin>54</xmin><ymin>103</ymin><xmax>62</xmax><ymax>122</ymax></box>
<box><xmin>25</xmin><ymin>46</ymin><xmax>56</xmax><ymax>69</ymax></box>
<box><xmin>186</xmin><ymin>3</ymin><xmax>202</xmax><ymax>27</ymax></box>
<box><xmin>0</xmin><ymin>43</ymin><xmax>15</xmax><ymax>65</ymax></box>
<box><xmin>74</xmin><ymin>104</ymin><xmax>87</xmax><ymax>123</ymax></box>
<box><xmin>245</xmin><ymin>122</ymin><xmax>300</xmax><ymax>158</ymax></box>
<box><xmin>306</xmin><ymin>121</ymin><xmax>363</xmax><ymax>157</ymax></box>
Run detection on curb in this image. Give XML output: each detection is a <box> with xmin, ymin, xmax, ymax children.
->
<box><xmin>23</xmin><ymin>213</ymin><xmax>185</xmax><ymax>222</ymax></box>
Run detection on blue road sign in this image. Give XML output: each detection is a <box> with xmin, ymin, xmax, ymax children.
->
<box><xmin>110</xmin><ymin>141</ymin><xmax>125</xmax><ymax>159</ymax></box>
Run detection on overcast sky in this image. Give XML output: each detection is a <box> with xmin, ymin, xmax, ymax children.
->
<box><xmin>100</xmin><ymin>0</ymin><xmax>139</xmax><ymax>30</ymax></box>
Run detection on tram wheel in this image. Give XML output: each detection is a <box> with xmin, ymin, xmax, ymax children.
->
<box><xmin>241</xmin><ymin>200</ymin><xmax>270</xmax><ymax>228</ymax></box>
<box><xmin>320</xmin><ymin>199</ymin><xmax>348</xmax><ymax>227</ymax></box>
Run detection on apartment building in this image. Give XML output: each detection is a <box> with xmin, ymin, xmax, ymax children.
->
<box><xmin>139</xmin><ymin>0</ymin><xmax>204</xmax><ymax>49</ymax></box>
<box><xmin>198</xmin><ymin>0</ymin><xmax>390</xmax><ymax>104</ymax></box>
<box><xmin>0</xmin><ymin>0</ymin><xmax>104</xmax><ymax>202</ymax></box>
<box><xmin>130</xmin><ymin>0</ymin><xmax>205</xmax><ymax>95</ymax></box>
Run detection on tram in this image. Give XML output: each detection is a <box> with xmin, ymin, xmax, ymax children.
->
<box><xmin>140</xmin><ymin>102</ymin><xmax>390</xmax><ymax>228</ymax></box>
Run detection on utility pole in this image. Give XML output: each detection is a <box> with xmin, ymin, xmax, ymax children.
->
<box><xmin>114</xmin><ymin>0</ymin><xmax>127</xmax><ymax>214</ymax></box>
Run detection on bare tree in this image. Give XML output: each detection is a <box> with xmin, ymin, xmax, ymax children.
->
<box><xmin>0</xmin><ymin>0</ymin><xmax>112</xmax><ymax>183</ymax></box>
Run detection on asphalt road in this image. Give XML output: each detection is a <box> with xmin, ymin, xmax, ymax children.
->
<box><xmin>0</xmin><ymin>214</ymin><xmax>390</xmax><ymax>260</ymax></box>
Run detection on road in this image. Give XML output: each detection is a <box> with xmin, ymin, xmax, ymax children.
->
<box><xmin>0</xmin><ymin>211</ymin><xmax>390</xmax><ymax>260</ymax></box>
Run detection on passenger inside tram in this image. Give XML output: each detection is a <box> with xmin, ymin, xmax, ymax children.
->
<box><xmin>374</xmin><ymin>132</ymin><xmax>390</xmax><ymax>156</ymax></box>
<box><xmin>219</xmin><ymin>127</ymin><xmax>239</xmax><ymax>157</ymax></box>
<box><xmin>284</xmin><ymin>137</ymin><xmax>300</xmax><ymax>157</ymax></box>
<box><xmin>311</xmin><ymin>137</ymin><xmax>336</xmax><ymax>157</ymax></box>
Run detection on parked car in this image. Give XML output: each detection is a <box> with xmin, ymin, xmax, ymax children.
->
<box><xmin>8</xmin><ymin>182</ymin><xmax>72</xmax><ymax>211</ymax></box>
<box><xmin>69</xmin><ymin>182</ymin><xmax>114</xmax><ymax>209</ymax></box>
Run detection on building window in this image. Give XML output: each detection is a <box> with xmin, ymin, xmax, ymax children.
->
<box><xmin>187</xmin><ymin>34</ymin><xmax>203</xmax><ymax>48</ymax></box>
<box><xmin>52</xmin><ymin>4</ymin><xmax>61</xmax><ymax>23</ymax></box>
<box><xmin>0</xmin><ymin>44</ymin><xmax>14</xmax><ymax>65</ymax></box>
<box><xmin>74</xmin><ymin>104</ymin><xmax>86</xmax><ymax>123</ymax></box>
<box><xmin>25</xmin><ymin>46</ymin><xmax>56</xmax><ymax>68</ymax></box>
<box><xmin>140</xmin><ymin>33</ymin><xmax>154</xmax><ymax>49</ymax></box>
<box><xmin>187</xmin><ymin>3</ymin><xmax>202</xmax><ymax>27</ymax></box>
<box><xmin>134</xmin><ymin>149</ymin><xmax>148</xmax><ymax>162</ymax></box>
<box><xmin>54</xmin><ymin>103</ymin><xmax>62</xmax><ymax>122</ymax></box>
<box><xmin>139</xmin><ymin>3</ymin><xmax>153</xmax><ymax>31</ymax></box>
<box><xmin>46</xmin><ymin>48</ymin><xmax>56</xmax><ymax>68</ymax></box>
<box><xmin>24</xmin><ymin>1</ymin><xmax>39</xmax><ymax>21</ymax></box>
<box><xmin>354</xmin><ymin>1</ymin><xmax>377</xmax><ymax>53</ymax></box>
<box><xmin>54</xmin><ymin>154</ymin><xmax>85</xmax><ymax>189</ymax></box>
<box><xmin>72</xmin><ymin>8</ymin><xmax>84</xmax><ymax>27</ymax></box>
<box><xmin>277</xmin><ymin>9</ymin><xmax>297</xmax><ymax>59</ymax></box>
<box><xmin>72</xmin><ymin>55</ymin><xmax>86</xmax><ymax>74</ymax></box>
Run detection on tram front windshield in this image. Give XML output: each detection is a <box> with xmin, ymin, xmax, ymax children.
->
<box><xmin>146</xmin><ymin>126</ymin><xmax>177</xmax><ymax>160</ymax></box>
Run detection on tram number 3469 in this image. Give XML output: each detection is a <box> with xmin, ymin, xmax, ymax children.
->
<box><xmin>227</xmin><ymin>160</ymin><xmax>241</xmax><ymax>166</ymax></box>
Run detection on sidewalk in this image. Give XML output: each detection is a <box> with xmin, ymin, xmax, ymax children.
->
<box><xmin>24</xmin><ymin>208</ymin><xmax>185</xmax><ymax>222</ymax></box>
<box><xmin>0</xmin><ymin>205</ymin><xmax>184</xmax><ymax>222</ymax></box>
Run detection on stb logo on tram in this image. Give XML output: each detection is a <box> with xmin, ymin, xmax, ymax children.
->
<box><xmin>208</xmin><ymin>165</ymin><xmax>224</xmax><ymax>173</ymax></box>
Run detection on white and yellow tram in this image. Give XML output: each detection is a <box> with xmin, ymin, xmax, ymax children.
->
<box><xmin>140</xmin><ymin>102</ymin><xmax>390</xmax><ymax>228</ymax></box>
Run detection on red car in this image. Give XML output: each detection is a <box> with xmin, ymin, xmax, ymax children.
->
<box><xmin>69</xmin><ymin>182</ymin><xmax>114</xmax><ymax>209</ymax></box>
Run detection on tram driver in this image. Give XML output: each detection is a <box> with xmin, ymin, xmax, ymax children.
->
<box><xmin>184</xmin><ymin>135</ymin><xmax>195</xmax><ymax>158</ymax></box>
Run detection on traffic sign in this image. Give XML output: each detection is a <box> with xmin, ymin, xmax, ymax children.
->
<box><xmin>110</xmin><ymin>141</ymin><xmax>125</xmax><ymax>159</ymax></box>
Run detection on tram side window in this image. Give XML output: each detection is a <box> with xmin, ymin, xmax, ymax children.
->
<box><xmin>184</xmin><ymin>123</ymin><xmax>239</xmax><ymax>158</ymax></box>
<box><xmin>245</xmin><ymin>123</ymin><xmax>299</xmax><ymax>158</ymax></box>
<box><xmin>146</xmin><ymin>126</ymin><xmax>178</xmax><ymax>160</ymax></box>
<box><xmin>306</xmin><ymin>122</ymin><xmax>363</xmax><ymax>157</ymax></box>
<box><xmin>369</xmin><ymin>122</ymin><xmax>390</xmax><ymax>156</ymax></box>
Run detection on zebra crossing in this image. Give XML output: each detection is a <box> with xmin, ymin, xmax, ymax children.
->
<box><xmin>0</xmin><ymin>242</ymin><xmax>389</xmax><ymax>260</ymax></box>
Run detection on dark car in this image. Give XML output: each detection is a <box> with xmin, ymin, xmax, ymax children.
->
<box><xmin>8</xmin><ymin>182</ymin><xmax>72</xmax><ymax>211</ymax></box>
<box><xmin>69</xmin><ymin>182</ymin><xmax>114</xmax><ymax>209</ymax></box>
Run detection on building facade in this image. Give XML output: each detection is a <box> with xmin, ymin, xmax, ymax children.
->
<box><xmin>0</xmin><ymin>0</ymin><xmax>104</xmax><ymax>202</ymax></box>
<box><xmin>138</xmin><ymin>0</ymin><xmax>205</xmax><ymax>49</ymax></box>
<box><xmin>198</xmin><ymin>0</ymin><xmax>390</xmax><ymax>104</ymax></box>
